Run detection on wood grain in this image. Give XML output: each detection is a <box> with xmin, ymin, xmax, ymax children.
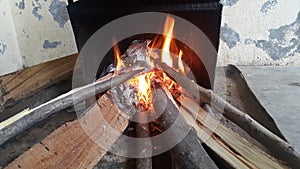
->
<box><xmin>177</xmin><ymin>95</ymin><xmax>288</xmax><ymax>169</ymax></box>
<box><xmin>5</xmin><ymin>94</ymin><xmax>128</xmax><ymax>169</ymax></box>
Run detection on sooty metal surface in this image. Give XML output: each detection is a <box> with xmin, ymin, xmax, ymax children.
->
<box><xmin>67</xmin><ymin>0</ymin><xmax>222</xmax><ymax>89</ymax></box>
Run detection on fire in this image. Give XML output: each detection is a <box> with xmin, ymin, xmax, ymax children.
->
<box><xmin>113</xmin><ymin>38</ymin><xmax>124</xmax><ymax>72</ymax></box>
<box><xmin>113</xmin><ymin>16</ymin><xmax>186</xmax><ymax>110</ymax></box>
<box><xmin>126</xmin><ymin>71</ymin><xmax>156</xmax><ymax>109</ymax></box>
<box><xmin>138</xmin><ymin>75</ymin><xmax>149</xmax><ymax>102</ymax></box>
<box><xmin>178</xmin><ymin>50</ymin><xmax>185</xmax><ymax>75</ymax></box>
<box><xmin>162</xmin><ymin>16</ymin><xmax>175</xmax><ymax>68</ymax></box>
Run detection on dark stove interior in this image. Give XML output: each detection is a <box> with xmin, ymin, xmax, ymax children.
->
<box><xmin>67</xmin><ymin>0</ymin><xmax>222</xmax><ymax>89</ymax></box>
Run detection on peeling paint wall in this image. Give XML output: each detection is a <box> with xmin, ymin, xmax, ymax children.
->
<box><xmin>0</xmin><ymin>0</ymin><xmax>22</xmax><ymax>75</ymax></box>
<box><xmin>217</xmin><ymin>0</ymin><xmax>300</xmax><ymax>66</ymax></box>
<box><xmin>0</xmin><ymin>0</ymin><xmax>77</xmax><ymax>76</ymax></box>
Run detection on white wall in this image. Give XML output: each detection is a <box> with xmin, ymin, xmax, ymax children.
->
<box><xmin>0</xmin><ymin>0</ymin><xmax>22</xmax><ymax>75</ymax></box>
<box><xmin>0</xmin><ymin>0</ymin><xmax>77</xmax><ymax>76</ymax></box>
<box><xmin>218</xmin><ymin>0</ymin><xmax>300</xmax><ymax>66</ymax></box>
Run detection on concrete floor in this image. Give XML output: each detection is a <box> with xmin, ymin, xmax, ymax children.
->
<box><xmin>236</xmin><ymin>66</ymin><xmax>300</xmax><ymax>153</ymax></box>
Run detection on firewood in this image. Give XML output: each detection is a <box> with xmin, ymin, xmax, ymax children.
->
<box><xmin>0</xmin><ymin>69</ymin><xmax>144</xmax><ymax>146</ymax></box>
<box><xmin>154</xmin><ymin>59</ymin><xmax>300</xmax><ymax>167</ymax></box>
<box><xmin>152</xmin><ymin>85</ymin><xmax>218</xmax><ymax>169</ymax></box>
<box><xmin>134</xmin><ymin>111</ymin><xmax>152</xmax><ymax>169</ymax></box>
<box><xmin>176</xmin><ymin>94</ymin><xmax>288</xmax><ymax>168</ymax></box>
<box><xmin>0</xmin><ymin>54</ymin><xmax>77</xmax><ymax>113</ymax></box>
<box><xmin>5</xmin><ymin>93</ymin><xmax>129</xmax><ymax>169</ymax></box>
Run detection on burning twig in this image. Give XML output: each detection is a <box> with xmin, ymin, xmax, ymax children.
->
<box><xmin>152</xmin><ymin>84</ymin><xmax>218</xmax><ymax>169</ymax></box>
<box><xmin>0</xmin><ymin>69</ymin><xmax>145</xmax><ymax>146</ymax></box>
<box><xmin>154</xmin><ymin>59</ymin><xmax>300</xmax><ymax>167</ymax></box>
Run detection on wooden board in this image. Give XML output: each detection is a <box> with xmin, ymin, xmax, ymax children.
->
<box><xmin>177</xmin><ymin>95</ymin><xmax>288</xmax><ymax>169</ymax></box>
<box><xmin>5</xmin><ymin>94</ymin><xmax>128</xmax><ymax>169</ymax></box>
<box><xmin>0</xmin><ymin>54</ymin><xmax>77</xmax><ymax>112</ymax></box>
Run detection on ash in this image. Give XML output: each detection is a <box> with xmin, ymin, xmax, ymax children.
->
<box><xmin>111</xmin><ymin>40</ymin><xmax>153</xmax><ymax>118</ymax></box>
<box><xmin>111</xmin><ymin>82</ymin><xmax>138</xmax><ymax>118</ymax></box>
<box><xmin>123</xmin><ymin>40</ymin><xmax>152</xmax><ymax>70</ymax></box>
<box><xmin>102</xmin><ymin>40</ymin><xmax>153</xmax><ymax>75</ymax></box>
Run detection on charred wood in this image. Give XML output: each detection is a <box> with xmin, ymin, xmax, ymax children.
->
<box><xmin>135</xmin><ymin>111</ymin><xmax>152</xmax><ymax>169</ymax></box>
<box><xmin>152</xmin><ymin>85</ymin><xmax>218</xmax><ymax>169</ymax></box>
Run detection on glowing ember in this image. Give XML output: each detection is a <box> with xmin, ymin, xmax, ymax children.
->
<box><xmin>128</xmin><ymin>71</ymin><xmax>156</xmax><ymax>109</ymax></box>
<box><xmin>113</xmin><ymin>16</ymin><xmax>186</xmax><ymax>110</ymax></box>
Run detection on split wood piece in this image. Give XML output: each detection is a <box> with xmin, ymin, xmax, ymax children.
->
<box><xmin>0</xmin><ymin>54</ymin><xmax>78</xmax><ymax>112</ymax></box>
<box><xmin>134</xmin><ymin>111</ymin><xmax>152</xmax><ymax>169</ymax></box>
<box><xmin>152</xmin><ymin>85</ymin><xmax>218</xmax><ymax>169</ymax></box>
<box><xmin>5</xmin><ymin>93</ymin><xmax>129</xmax><ymax>169</ymax></box>
<box><xmin>154</xmin><ymin>59</ymin><xmax>300</xmax><ymax>167</ymax></box>
<box><xmin>0</xmin><ymin>69</ymin><xmax>144</xmax><ymax>146</ymax></box>
<box><xmin>176</xmin><ymin>94</ymin><xmax>288</xmax><ymax>169</ymax></box>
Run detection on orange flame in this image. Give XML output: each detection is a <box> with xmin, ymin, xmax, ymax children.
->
<box><xmin>161</xmin><ymin>16</ymin><xmax>175</xmax><ymax>67</ymax></box>
<box><xmin>113</xmin><ymin>16</ymin><xmax>187</xmax><ymax>110</ymax></box>
<box><xmin>128</xmin><ymin>71</ymin><xmax>156</xmax><ymax>109</ymax></box>
<box><xmin>113</xmin><ymin>38</ymin><xmax>124</xmax><ymax>72</ymax></box>
<box><xmin>138</xmin><ymin>74</ymin><xmax>149</xmax><ymax>103</ymax></box>
<box><xmin>178</xmin><ymin>50</ymin><xmax>185</xmax><ymax>75</ymax></box>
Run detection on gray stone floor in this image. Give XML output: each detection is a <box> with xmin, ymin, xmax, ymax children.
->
<box><xmin>236</xmin><ymin>66</ymin><xmax>300</xmax><ymax>153</ymax></box>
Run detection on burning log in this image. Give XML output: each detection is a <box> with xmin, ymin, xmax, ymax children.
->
<box><xmin>152</xmin><ymin>85</ymin><xmax>218</xmax><ymax>169</ymax></box>
<box><xmin>154</xmin><ymin>60</ymin><xmax>300</xmax><ymax>168</ymax></box>
<box><xmin>0</xmin><ymin>69</ymin><xmax>144</xmax><ymax>146</ymax></box>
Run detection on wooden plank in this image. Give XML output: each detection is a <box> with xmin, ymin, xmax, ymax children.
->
<box><xmin>177</xmin><ymin>95</ymin><xmax>288</xmax><ymax>169</ymax></box>
<box><xmin>0</xmin><ymin>54</ymin><xmax>78</xmax><ymax>112</ymax></box>
<box><xmin>5</xmin><ymin>93</ymin><xmax>128</xmax><ymax>169</ymax></box>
